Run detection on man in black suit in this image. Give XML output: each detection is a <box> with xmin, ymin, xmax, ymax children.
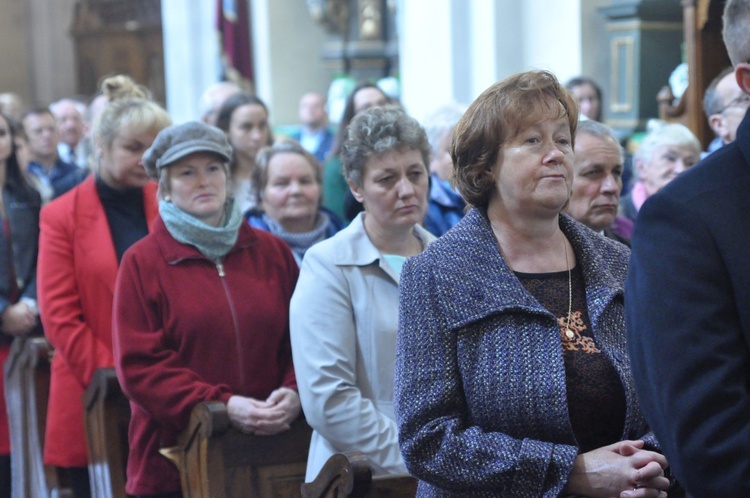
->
<box><xmin>626</xmin><ymin>1</ymin><xmax>750</xmax><ymax>496</ymax></box>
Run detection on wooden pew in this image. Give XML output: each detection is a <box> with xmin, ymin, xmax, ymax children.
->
<box><xmin>3</xmin><ymin>336</ymin><xmax>74</xmax><ymax>498</ymax></box>
<box><xmin>300</xmin><ymin>452</ymin><xmax>418</xmax><ymax>498</ymax></box>
<box><xmin>83</xmin><ymin>367</ymin><xmax>131</xmax><ymax>498</ymax></box>
<box><xmin>161</xmin><ymin>401</ymin><xmax>312</xmax><ymax>498</ymax></box>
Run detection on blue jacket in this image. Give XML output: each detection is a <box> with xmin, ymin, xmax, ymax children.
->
<box><xmin>0</xmin><ymin>173</ymin><xmax>42</xmax><ymax>343</ymax></box>
<box><xmin>423</xmin><ymin>175</ymin><xmax>465</xmax><ymax>237</ymax></box>
<box><xmin>396</xmin><ymin>208</ymin><xmax>655</xmax><ymax>497</ymax></box>
<box><xmin>290</xmin><ymin>128</ymin><xmax>335</xmax><ymax>164</ymax></box>
<box><xmin>28</xmin><ymin>159</ymin><xmax>86</xmax><ymax>199</ymax></box>
<box><xmin>244</xmin><ymin>207</ymin><xmax>344</xmax><ymax>238</ymax></box>
<box><xmin>244</xmin><ymin>207</ymin><xmax>345</xmax><ymax>265</ymax></box>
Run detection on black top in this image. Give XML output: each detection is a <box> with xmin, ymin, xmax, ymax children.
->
<box><xmin>516</xmin><ymin>264</ymin><xmax>626</xmax><ymax>453</ymax></box>
<box><xmin>96</xmin><ymin>176</ymin><xmax>148</xmax><ymax>262</ymax></box>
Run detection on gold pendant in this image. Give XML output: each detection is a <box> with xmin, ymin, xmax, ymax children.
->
<box><xmin>565</xmin><ymin>328</ymin><xmax>574</xmax><ymax>340</ymax></box>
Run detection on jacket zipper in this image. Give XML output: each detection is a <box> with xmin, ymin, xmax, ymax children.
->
<box><xmin>216</xmin><ymin>261</ymin><xmax>245</xmax><ymax>390</ymax></box>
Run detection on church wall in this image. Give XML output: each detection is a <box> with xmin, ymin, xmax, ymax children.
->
<box><xmin>251</xmin><ymin>0</ymin><xmax>334</xmax><ymax>126</ymax></box>
<box><xmin>399</xmin><ymin>0</ymin><xmax>582</xmax><ymax>122</ymax></box>
<box><xmin>0</xmin><ymin>0</ymin><xmax>33</xmax><ymax>104</ymax></box>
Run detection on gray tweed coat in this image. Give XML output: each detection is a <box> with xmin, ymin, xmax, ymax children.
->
<box><xmin>395</xmin><ymin>208</ymin><xmax>656</xmax><ymax>497</ymax></box>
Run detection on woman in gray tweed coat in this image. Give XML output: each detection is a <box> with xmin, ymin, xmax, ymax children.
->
<box><xmin>395</xmin><ymin>71</ymin><xmax>671</xmax><ymax>498</ymax></box>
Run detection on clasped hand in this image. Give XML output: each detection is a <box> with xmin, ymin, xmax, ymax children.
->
<box><xmin>565</xmin><ymin>440</ymin><xmax>670</xmax><ymax>498</ymax></box>
<box><xmin>226</xmin><ymin>387</ymin><xmax>301</xmax><ymax>436</ymax></box>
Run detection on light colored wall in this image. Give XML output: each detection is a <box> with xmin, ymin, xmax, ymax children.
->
<box><xmin>0</xmin><ymin>0</ymin><xmax>32</xmax><ymax>104</ymax></box>
<box><xmin>25</xmin><ymin>0</ymin><xmax>78</xmax><ymax>105</ymax></box>
<box><xmin>522</xmin><ymin>0</ymin><xmax>582</xmax><ymax>83</ymax></box>
<box><xmin>581</xmin><ymin>0</ymin><xmax>612</xmax><ymax>118</ymax></box>
<box><xmin>251</xmin><ymin>0</ymin><xmax>334</xmax><ymax>126</ymax></box>
<box><xmin>399</xmin><ymin>0</ymin><xmax>582</xmax><ymax>122</ymax></box>
<box><xmin>0</xmin><ymin>0</ymin><xmax>77</xmax><ymax>107</ymax></box>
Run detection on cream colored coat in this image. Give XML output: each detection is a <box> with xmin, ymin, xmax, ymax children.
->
<box><xmin>290</xmin><ymin>213</ymin><xmax>435</xmax><ymax>481</ymax></box>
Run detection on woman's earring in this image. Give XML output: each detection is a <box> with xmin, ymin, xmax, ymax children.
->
<box><xmin>164</xmin><ymin>195</ymin><xmax>171</xmax><ymax>202</ymax></box>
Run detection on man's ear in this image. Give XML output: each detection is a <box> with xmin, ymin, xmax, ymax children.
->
<box><xmin>347</xmin><ymin>179</ymin><xmax>364</xmax><ymax>203</ymax></box>
<box><xmin>734</xmin><ymin>63</ymin><xmax>750</xmax><ymax>95</ymax></box>
<box><xmin>708</xmin><ymin>113</ymin><xmax>727</xmax><ymax>141</ymax></box>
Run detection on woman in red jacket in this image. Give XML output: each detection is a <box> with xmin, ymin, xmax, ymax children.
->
<box><xmin>112</xmin><ymin>121</ymin><xmax>300</xmax><ymax>498</ymax></box>
<box><xmin>37</xmin><ymin>75</ymin><xmax>171</xmax><ymax>498</ymax></box>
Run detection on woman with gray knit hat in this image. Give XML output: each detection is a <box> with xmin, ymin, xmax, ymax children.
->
<box><xmin>112</xmin><ymin>121</ymin><xmax>301</xmax><ymax>498</ymax></box>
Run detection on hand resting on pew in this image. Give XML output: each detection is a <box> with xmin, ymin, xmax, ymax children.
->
<box><xmin>227</xmin><ymin>387</ymin><xmax>301</xmax><ymax>435</ymax></box>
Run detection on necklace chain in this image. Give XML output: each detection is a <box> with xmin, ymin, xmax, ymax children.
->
<box><xmin>563</xmin><ymin>233</ymin><xmax>574</xmax><ymax>340</ymax></box>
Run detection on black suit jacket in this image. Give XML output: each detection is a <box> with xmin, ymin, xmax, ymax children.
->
<box><xmin>626</xmin><ymin>109</ymin><xmax>750</xmax><ymax>497</ymax></box>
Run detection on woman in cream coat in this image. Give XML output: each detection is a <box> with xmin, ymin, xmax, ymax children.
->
<box><xmin>290</xmin><ymin>105</ymin><xmax>435</xmax><ymax>481</ymax></box>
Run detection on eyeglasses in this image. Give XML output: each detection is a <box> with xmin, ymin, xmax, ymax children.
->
<box><xmin>718</xmin><ymin>93</ymin><xmax>750</xmax><ymax>114</ymax></box>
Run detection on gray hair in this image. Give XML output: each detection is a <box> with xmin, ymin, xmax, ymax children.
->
<box><xmin>342</xmin><ymin>104</ymin><xmax>431</xmax><ymax>187</ymax></box>
<box><xmin>724</xmin><ymin>0</ymin><xmax>750</xmax><ymax>66</ymax></box>
<box><xmin>422</xmin><ymin>103</ymin><xmax>467</xmax><ymax>157</ymax></box>
<box><xmin>49</xmin><ymin>98</ymin><xmax>86</xmax><ymax>117</ymax></box>
<box><xmin>635</xmin><ymin>122</ymin><xmax>701</xmax><ymax>165</ymax></box>
<box><xmin>575</xmin><ymin>119</ymin><xmax>624</xmax><ymax>161</ymax></box>
<box><xmin>703</xmin><ymin>67</ymin><xmax>735</xmax><ymax>116</ymax></box>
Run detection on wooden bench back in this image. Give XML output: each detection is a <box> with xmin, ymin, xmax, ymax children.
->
<box><xmin>161</xmin><ymin>401</ymin><xmax>312</xmax><ymax>498</ymax></box>
<box><xmin>3</xmin><ymin>336</ymin><xmax>73</xmax><ymax>498</ymax></box>
<box><xmin>83</xmin><ymin>367</ymin><xmax>131</xmax><ymax>498</ymax></box>
<box><xmin>301</xmin><ymin>452</ymin><xmax>418</xmax><ymax>498</ymax></box>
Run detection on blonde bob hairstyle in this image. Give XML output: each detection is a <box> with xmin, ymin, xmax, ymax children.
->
<box><xmin>451</xmin><ymin>70</ymin><xmax>579</xmax><ymax>209</ymax></box>
<box><xmin>93</xmin><ymin>75</ymin><xmax>171</xmax><ymax>170</ymax></box>
<box><xmin>251</xmin><ymin>139</ymin><xmax>323</xmax><ymax>207</ymax></box>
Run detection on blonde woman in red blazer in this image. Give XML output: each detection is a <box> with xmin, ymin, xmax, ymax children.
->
<box><xmin>37</xmin><ymin>75</ymin><xmax>170</xmax><ymax>497</ymax></box>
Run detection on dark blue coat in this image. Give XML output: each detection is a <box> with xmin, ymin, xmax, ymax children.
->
<box><xmin>0</xmin><ymin>174</ymin><xmax>41</xmax><ymax>317</ymax></box>
<box><xmin>423</xmin><ymin>175</ymin><xmax>465</xmax><ymax>237</ymax></box>
<box><xmin>627</xmin><ymin>109</ymin><xmax>750</xmax><ymax>498</ymax></box>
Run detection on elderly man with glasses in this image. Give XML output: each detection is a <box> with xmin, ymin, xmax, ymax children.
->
<box><xmin>703</xmin><ymin>65</ymin><xmax>750</xmax><ymax>155</ymax></box>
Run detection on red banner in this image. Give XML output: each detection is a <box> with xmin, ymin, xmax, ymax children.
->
<box><xmin>216</xmin><ymin>0</ymin><xmax>254</xmax><ymax>85</ymax></box>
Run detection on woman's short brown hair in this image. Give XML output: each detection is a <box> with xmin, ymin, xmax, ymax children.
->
<box><xmin>451</xmin><ymin>70</ymin><xmax>579</xmax><ymax>209</ymax></box>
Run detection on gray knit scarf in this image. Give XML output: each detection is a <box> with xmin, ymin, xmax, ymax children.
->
<box><xmin>159</xmin><ymin>198</ymin><xmax>243</xmax><ymax>262</ymax></box>
<box><xmin>261</xmin><ymin>212</ymin><xmax>330</xmax><ymax>265</ymax></box>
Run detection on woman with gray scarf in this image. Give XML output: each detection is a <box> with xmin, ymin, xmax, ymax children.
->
<box><xmin>245</xmin><ymin>139</ymin><xmax>344</xmax><ymax>265</ymax></box>
<box><xmin>112</xmin><ymin>122</ymin><xmax>300</xmax><ymax>498</ymax></box>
